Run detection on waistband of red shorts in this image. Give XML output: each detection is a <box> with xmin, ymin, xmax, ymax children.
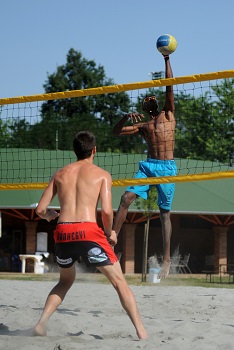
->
<box><xmin>54</xmin><ymin>222</ymin><xmax>101</xmax><ymax>243</ymax></box>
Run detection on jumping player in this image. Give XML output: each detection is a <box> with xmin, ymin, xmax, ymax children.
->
<box><xmin>113</xmin><ymin>55</ymin><xmax>177</xmax><ymax>279</ymax></box>
<box><xmin>33</xmin><ymin>130</ymin><xmax>148</xmax><ymax>340</ymax></box>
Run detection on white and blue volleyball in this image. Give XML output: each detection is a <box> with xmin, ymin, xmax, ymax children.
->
<box><xmin>156</xmin><ymin>34</ymin><xmax>177</xmax><ymax>55</ymax></box>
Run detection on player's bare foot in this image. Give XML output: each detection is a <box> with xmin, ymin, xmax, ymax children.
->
<box><xmin>33</xmin><ymin>323</ymin><xmax>47</xmax><ymax>336</ymax></box>
<box><xmin>137</xmin><ymin>328</ymin><xmax>149</xmax><ymax>340</ymax></box>
<box><xmin>158</xmin><ymin>260</ymin><xmax>171</xmax><ymax>279</ymax></box>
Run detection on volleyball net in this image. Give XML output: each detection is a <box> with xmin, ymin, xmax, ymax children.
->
<box><xmin>1</xmin><ymin>70</ymin><xmax>234</xmax><ymax>190</ymax></box>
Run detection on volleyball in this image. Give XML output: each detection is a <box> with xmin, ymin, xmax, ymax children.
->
<box><xmin>156</xmin><ymin>34</ymin><xmax>177</xmax><ymax>55</ymax></box>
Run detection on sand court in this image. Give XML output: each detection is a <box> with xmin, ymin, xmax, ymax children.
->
<box><xmin>0</xmin><ymin>278</ymin><xmax>234</xmax><ymax>350</ymax></box>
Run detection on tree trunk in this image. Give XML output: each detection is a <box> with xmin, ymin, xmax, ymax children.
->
<box><xmin>142</xmin><ymin>218</ymin><xmax>150</xmax><ymax>282</ymax></box>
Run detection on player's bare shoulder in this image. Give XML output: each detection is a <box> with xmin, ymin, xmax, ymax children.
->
<box><xmin>53</xmin><ymin>162</ymin><xmax>77</xmax><ymax>178</ymax></box>
<box><xmin>93</xmin><ymin>164</ymin><xmax>112</xmax><ymax>181</ymax></box>
<box><xmin>165</xmin><ymin>110</ymin><xmax>175</xmax><ymax>122</ymax></box>
<box><xmin>97</xmin><ymin>166</ymin><xmax>112</xmax><ymax>181</ymax></box>
<box><xmin>157</xmin><ymin>109</ymin><xmax>175</xmax><ymax>123</ymax></box>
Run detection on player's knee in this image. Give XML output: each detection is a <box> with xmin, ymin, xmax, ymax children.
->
<box><xmin>120</xmin><ymin>192</ymin><xmax>135</xmax><ymax>207</ymax></box>
<box><xmin>160</xmin><ymin>208</ymin><xmax>170</xmax><ymax>221</ymax></box>
<box><xmin>111</xmin><ymin>275</ymin><xmax>127</xmax><ymax>293</ymax></box>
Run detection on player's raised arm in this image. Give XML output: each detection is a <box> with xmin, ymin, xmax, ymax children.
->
<box><xmin>164</xmin><ymin>55</ymin><xmax>175</xmax><ymax>114</ymax></box>
<box><xmin>156</xmin><ymin>34</ymin><xmax>177</xmax><ymax>116</ymax></box>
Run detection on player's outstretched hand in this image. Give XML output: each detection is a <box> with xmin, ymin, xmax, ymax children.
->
<box><xmin>127</xmin><ymin>113</ymin><xmax>145</xmax><ymax>123</ymax></box>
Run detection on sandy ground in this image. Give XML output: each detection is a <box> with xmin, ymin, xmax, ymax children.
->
<box><xmin>0</xmin><ymin>276</ymin><xmax>234</xmax><ymax>350</ymax></box>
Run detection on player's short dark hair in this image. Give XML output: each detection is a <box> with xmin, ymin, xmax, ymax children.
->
<box><xmin>142</xmin><ymin>95</ymin><xmax>159</xmax><ymax>114</ymax></box>
<box><xmin>73</xmin><ymin>131</ymin><xmax>96</xmax><ymax>160</ymax></box>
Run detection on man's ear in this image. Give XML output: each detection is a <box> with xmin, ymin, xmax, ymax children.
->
<box><xmin>92</xmin><ymin>146</ymin><xmax>97</xmax><ymax>155</ymax></box>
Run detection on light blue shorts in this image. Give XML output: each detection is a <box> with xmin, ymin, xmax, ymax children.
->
<box><xmin>126</xmin><ymin>159</ymin><xmax>177</xmax><ymax>210</ymax></box>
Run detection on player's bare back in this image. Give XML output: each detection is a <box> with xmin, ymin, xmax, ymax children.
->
<box><xmin>54</xmin><ymin>160</ymin><xmax>111</xmax><ymax>223</ymax></box>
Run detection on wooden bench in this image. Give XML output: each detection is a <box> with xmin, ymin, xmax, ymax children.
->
<box><xmin>202</xmin><ymin>264</ymin><xmax>220</xmax><ymax>283</ymax></box>
<box><xmin>202</xmin><ymin>269</ymin><xmax>217</xmax><ymax>283</ymax></box>
<box><xmin>227</xmin><ymin>271</ymin><xmax>234</xmax><ymax>283</ymax></box>
<box><xmin>219</xmin><ymin>264</ymin><xmax>234</xmax><ymax>283</ymax></box>
<box><xmin>203</xmin><ymin>264</ymin><xmax>234</xmax><ymax>284</ymax></box>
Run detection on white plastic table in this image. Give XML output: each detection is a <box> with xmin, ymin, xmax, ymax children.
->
<box><xmin>19</xmin><ymin>254</ymin><xmax>43</xmax><ymax>273</ymax></box>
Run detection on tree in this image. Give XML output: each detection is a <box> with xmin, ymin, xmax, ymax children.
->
<box><xmin>210</xmin><ymin>78</ymin><xmax>234</xmax><ymax>162</ymax></box>
<box><xmin>8</xmin><ymin>119</ymin><xmax>33</xmax><ymax>148</ymax></box>
<box><xmin>135</xmin><ymin>187</ymin><xmax>158</xmax><ymax>282</ymax></box>
<box><xmin>0</xmin><ymin>118</ymin><xmax>11</xmax><ymax>147</ymax></box>
<box><xmin>175</xmin><ymin>92</ymin><xmax>214</xmax><ymax>159</ymax></box>
<box><xmin>174</xmin><ymin>79</ymin><xmax>234</xmax><ymax>163</ymax></box>
<box><xmin>29</xmin><ymin>49</ymin><xmax>132</xmax><ymax>151</ymax></box>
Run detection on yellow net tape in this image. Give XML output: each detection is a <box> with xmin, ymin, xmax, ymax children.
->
<box><xmin>1</xmin><ymin>70</ymin><xmax>234</xmax><ymax>105</ymax></box>
<box><xmin>1</xmin><ymin>171</ymin><xmax>234</xmax><ymax>190</ymax></box>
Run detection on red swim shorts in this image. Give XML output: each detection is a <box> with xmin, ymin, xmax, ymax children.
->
<box><xmin>53</xmin><ymin>222</ymin><xmax>118</xmax><ymax>268</ymax></box>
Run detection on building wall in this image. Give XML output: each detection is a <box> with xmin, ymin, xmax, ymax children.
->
<box><xmin>1</xmin><ymin>210</ymin><xmax>234</xmax><ymax>273</ymax></box>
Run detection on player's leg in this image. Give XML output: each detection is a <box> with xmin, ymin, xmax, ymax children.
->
<box><xmin>97</xmin><ymin>262</ymin><xmax>148</xmax><ymax>340</ymax></box>
<box><xmin>156</xmin><ymin>182</ymin><xmax>175</xmax><ymax>279</ymax></box>
<box><xmin>34</xmin><ymin>264</ymin><xmax>76</xmax><ymax>336</ymax></box>
<box><xmin>158</xmin><ymin>207</ymin><xmax>172</xmax><ymax>278</ymax></box>
<box><xmin>113</xmin><ymin>162</ymin><xmax>149</xmax><ymax>235</ymax></box>
<box><xmin>113</xmin><ymin>191</ymin><xmax>137</xmax><ymax>235</ymax></box>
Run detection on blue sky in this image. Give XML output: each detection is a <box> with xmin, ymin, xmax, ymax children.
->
<box><xmin>1</xmin><ymin>0</ymin><xmax>234</xmax><ymax>99</ymax></box>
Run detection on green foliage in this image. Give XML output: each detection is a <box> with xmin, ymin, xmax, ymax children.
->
<box><xmin>0</xmin><ymin>118</ymin><xmax>11</xmax><ymax>147</ymax></box>
<box><xmin>175</xmin><ymin>79</ymin><xmax>234</xmax><ymax>163</ymax></box>
<box><xmin>26</xmin><ymin>48</ymin><xmax>132</xmax><ymax>151</ymax></box>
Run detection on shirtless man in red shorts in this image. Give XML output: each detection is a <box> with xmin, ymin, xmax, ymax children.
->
<box><xmin>33</xmin><ymin>130</ymin><xmax>148</xmax><ymax>340</ymax></box>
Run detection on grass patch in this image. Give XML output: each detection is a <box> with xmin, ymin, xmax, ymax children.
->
<box><xmin>0</xmin><ymin>272</ymin><xmax>234</xmax><ymax>288</ymax></box>
<box><xmin>0</xmin><ymin>272</ymin><xmax>60</xmax><ymax>282</ymax></box>
<box><xmin>158</xmin><ymin>275</ymin><xmax>234</xmax><ymax>288</ymax></box>
<box><xmin>122</xmin><ymin>274</ymin><xmax>234</xmax><ymax>288</ymax></box>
